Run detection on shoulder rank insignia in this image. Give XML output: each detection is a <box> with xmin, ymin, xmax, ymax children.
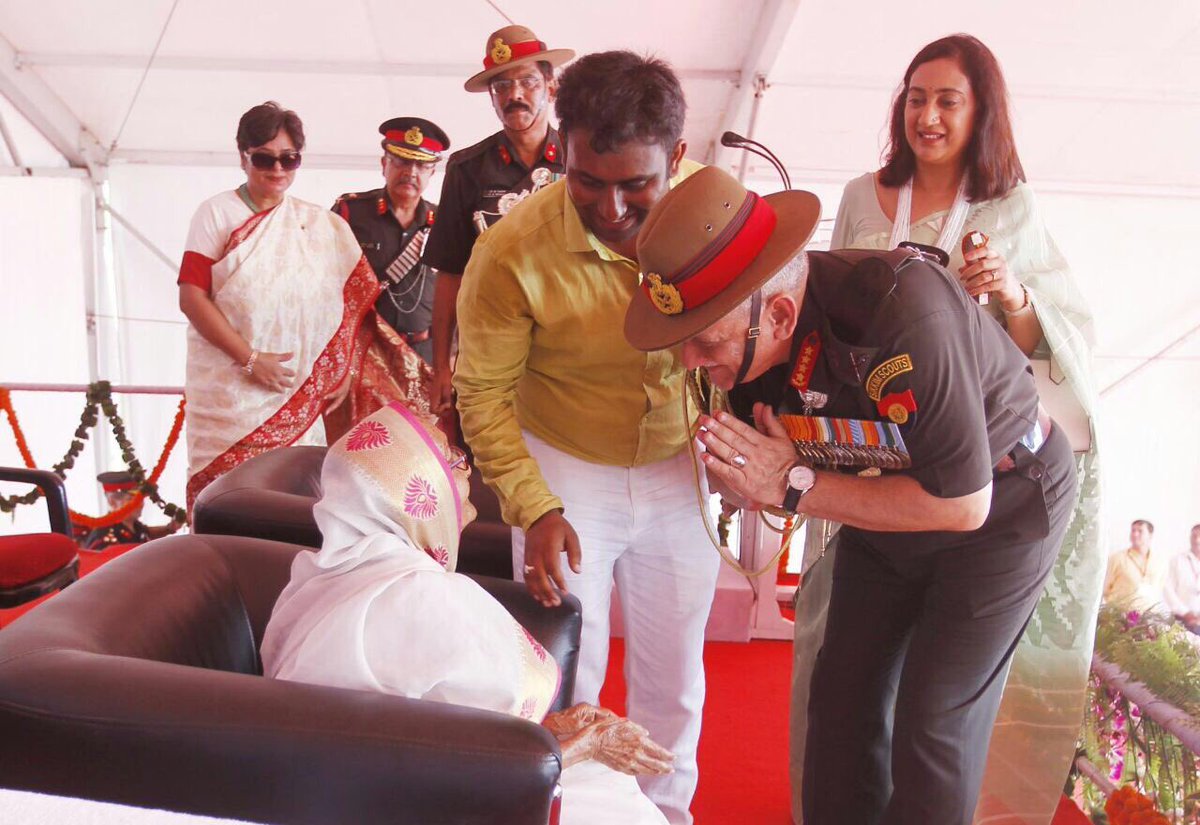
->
<box><xmin>877</xmin><ymin>389</ymin><xmax>917</xmax><ymax>424</ymax></box>
<box><xmin>426</xmin><ymin>208</ymin><xmax>436</xmax><ymax>226</ymax></box>
<box><xmin>376</xmin><ymin>197</ymin><xmax>387</xmax><ymax>215</ymax></box>
<box><xmin>865</xmin><ymin>353</ymin><xmax>913</xmax><ymax>401</ymax></box>
<box><xmin>498</xmin><ymin>144</ymin><xmax>512</xmax><ymax>165</ymax></box>
<box><xmin>544</xmin><ymin>142</ymin><xmax>558</xmax><ymax>163</ymax></box>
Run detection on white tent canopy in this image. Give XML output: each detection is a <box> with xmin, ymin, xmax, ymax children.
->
<box><xmin>1</xmin><ymin>0</ymin><xmax>1198</xmax><ymax>552</ymax></box>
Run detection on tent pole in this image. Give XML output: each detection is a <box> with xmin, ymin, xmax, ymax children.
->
<box><xmin>736</xmin><ymin>76</ymin><xmax>768</xmax><ymax>184</ymax></box>
<box><xmin>0</xmin><ymin>108</ymin><xmax>26</xmax><ymax>172</ymax></box>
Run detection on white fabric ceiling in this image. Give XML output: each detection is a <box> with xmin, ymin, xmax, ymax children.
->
<box><xmin>1</xmin><ymin>0</ymin><xmax>1197</xmax><ymax>195</ymax></box>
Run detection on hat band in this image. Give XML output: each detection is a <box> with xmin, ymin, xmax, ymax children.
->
<box><xmin>102</xmin><ymin>482</ymin><xmax>137</xmax><ymax>493</ymax></box>
<box><xmin>642</xmin><ymin>194</ymin><xmax>777</xmax><ymax>316</ymax></box>
<box><xmin>384</xmin><ymin>131</ymin><xmax>444</xmax><ymax>154</ymax></box>
<box><xmin>483</xmin><ymin>39</ymin><xmax>547</xmax><ymax>70</ymax></box>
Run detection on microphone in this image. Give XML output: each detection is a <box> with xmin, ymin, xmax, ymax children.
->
<box><xmin>721</xmin><ymin>131</ymin><xmax>791</xmax><ymax>190</ymax></box>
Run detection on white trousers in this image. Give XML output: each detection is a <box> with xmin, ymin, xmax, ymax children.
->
<box><xmin>514</xmin><ymin>432</ymin><xmax>720</xmax><ymax>825</ymax></box>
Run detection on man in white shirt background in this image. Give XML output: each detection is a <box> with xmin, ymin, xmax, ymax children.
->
<box><xmin>1163</xmin><ymin>524</ymin><xmax>1200</xmax><ymax>633</ymax></box>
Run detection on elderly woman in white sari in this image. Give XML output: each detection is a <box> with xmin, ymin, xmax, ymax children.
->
<box><xmin>261</xmin><ymin>401</ymin><xmax>672</xmax><ymax>824</ymax></box>
<box><xmin>789</xmin><ymin>34</ymin><xmax>1102</xmax><ymax>825</ymax></box>
<box><xmin>178</xmin><ymin>101</ymin><xmax>378</xmax><ymax>509</ymax></box>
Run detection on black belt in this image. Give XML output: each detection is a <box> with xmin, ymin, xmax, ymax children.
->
<box><xmin>402</xmin><ymin>329</ymin><xmax>431</xmax><ymax>344</ymax></box>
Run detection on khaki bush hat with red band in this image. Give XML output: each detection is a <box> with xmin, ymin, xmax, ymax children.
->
<box><xmin>624</xmin><ymin>166</ymin><xmax>821</xmax><ymax>352</ymax></box>
<box><xmin>464</xmin><ymin>25</ymin><xmax>575</xmax><ymax>93</ymax></box>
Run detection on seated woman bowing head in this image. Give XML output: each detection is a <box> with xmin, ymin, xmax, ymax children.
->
<box><xmin>261</xmin><ymin>402</ymin><xmax>671</xmax><ymax>824</ymax></box>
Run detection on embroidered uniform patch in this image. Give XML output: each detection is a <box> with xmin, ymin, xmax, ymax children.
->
<box><xmin>865</xmin><ymin>354</ymin><xmax>913</xmax><ymax>401</ymax></box>
<box><xmin>877</xmin><ymin>389</ymin><xmax>918</xmax><ymax>424</ymax></box>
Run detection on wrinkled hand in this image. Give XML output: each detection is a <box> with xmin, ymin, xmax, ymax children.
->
<box><xmin>554</xmin><ymin>713</ymin><xmax>674</xmax><ymax>775</ymax></box>
<box><xmin>430</xmin><ymin>365</ymin><xmax>455</xmax><ymax>416</ymax></box>
<box><xmin>543</xmin><ymin>703</ymin><xmax>620</xmax><ymax>739</ymax></box>
<box><xmin>322</xmin><ymin>372</ymin><xmax>354</xmax><ymax>412</ymax></box>
<box><xmin>522</xmin><ymin>510</ymin><xmax>582</xmax><ymax>608</ymax></box>
<box><xmin>249</xmin><ymin>351</ymin><xmax>296</xmax><ymax>393</ymax></box>
<box><xmin>591</xmin><ymin>718</ymin><xmax>674</xmax><ymax>776</ymax></box>
<box><xmin>697</xmin><ymin>405</ymin><xmax>797</xmax><ymax>510</ymax></box>
<box><xmin>959</xmin><ymin>246</ymin><xmax>1022</xmax><ymax>309</ymax></box>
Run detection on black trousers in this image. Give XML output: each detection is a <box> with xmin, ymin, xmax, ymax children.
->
<box><xmin>802</xmin><ymin>424</ymin><xmax>1077</xmax><ymax>825</ymax></box>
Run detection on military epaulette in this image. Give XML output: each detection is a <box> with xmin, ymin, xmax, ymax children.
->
<box><xmin>778</xmin><ymin>414</ymin><xmax>911</xmax><ymax>470</ymax></box>
<box><xmin>444</xmin><ymin>133</ymin><xmax>499</xmax><ymax>167</ymax></box>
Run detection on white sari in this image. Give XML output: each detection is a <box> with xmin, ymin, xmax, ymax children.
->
<box><xmin>184</xmin><ymin>194</ymin><xmax>378</xmax><ymax>506</ymax></box>
<box><xmin>262</xmin><ymin>403</ymin><xmax>667</xmax><ymax>825</ymax></box>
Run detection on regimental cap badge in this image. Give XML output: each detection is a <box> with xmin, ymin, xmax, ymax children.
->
<box><xmin>645</xmin><ymin>273</ymin><xmax>684</xmax><ymax>316</ymax></box>
<box><xmin>491</xmin><ymin>38</ymin><xmax>512</xmax><ymax>65</ymax></box>
<box><xmin>404</xmin><ymin>126</ymin><xmax>424</xmax><ymax>147</ymax></box>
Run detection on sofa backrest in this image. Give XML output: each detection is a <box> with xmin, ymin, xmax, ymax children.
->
<box><xmin>0</xmin><ymin>535</ymin><xmax>300</xmax><ymax>675</ymax></box>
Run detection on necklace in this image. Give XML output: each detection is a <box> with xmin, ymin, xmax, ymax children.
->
<box><xmin>888</xmin><ymin>175</ymin><xmax>970</xmax><ymax>254</ymax></box>
<box><xmin>236</xmin><ymin>183</ymin><xmax>261</xmax><ymax>213</ymax></box>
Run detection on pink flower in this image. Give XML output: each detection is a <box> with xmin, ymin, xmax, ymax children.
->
<box><xmin>425</xmin><ymin>546</ymin><xmax>450</xmax><ymax>568</ymax></box>
<box><xmin>346</xmin><ymin>420</ymin><xmax>391</xmax><ymax>452</ymax></box>
<box><xmin>403</xmin><ymin>475</ymin><xmax>439</xmax><ymax>520</ymax></box>
<box><xmin>1125</xmin><ymin>610</ymin><xmax>1141</xmax><ymax>627</ymax></box>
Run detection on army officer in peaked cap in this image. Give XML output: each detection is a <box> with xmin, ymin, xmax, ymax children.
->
<box><xmin>334</xmin><ymin>116</ymin><xmax>450</xmax><ymax>364</ymax></box>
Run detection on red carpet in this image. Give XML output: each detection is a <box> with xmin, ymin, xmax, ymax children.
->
<box><xmin>599</xmin><ymin>637</ymin><xmax>795</xmax><ymax>825</ymax></box>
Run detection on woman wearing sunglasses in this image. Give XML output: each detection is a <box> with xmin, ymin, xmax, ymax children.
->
<box><xmin>178</xmin><ymin>101</ymin><xmax>378</xmax><ymax>509</ymax></box>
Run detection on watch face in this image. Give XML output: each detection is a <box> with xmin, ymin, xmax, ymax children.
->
<box><xmin>788</xmin><ymin>464</ymin><xmax>816</xmax><ymax>492</ymax></box>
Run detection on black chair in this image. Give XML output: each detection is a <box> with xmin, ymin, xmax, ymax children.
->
<box><xmin>0</xmin><ymin>467</ymin><xmax>79</xmax><ymax>608</ymax></box>
<box><xmin>193</xmin><ymin>446</ymin><xmax>514</xmax><ymax>578</ymax></box>
<box><xmin>0</xmin><ymin>534</ymin><xmax>581</xmax><ymax>824</ymax></box>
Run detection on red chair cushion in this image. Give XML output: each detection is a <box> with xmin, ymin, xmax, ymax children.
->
<box><xmin>0</xmin><ymin>533</ymin><xmax>79</xmax><ymax>588</ymax></box>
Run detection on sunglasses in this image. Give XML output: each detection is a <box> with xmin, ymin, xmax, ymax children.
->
<box><xmin>447</xmin><ymin>447</ymin><xmax>469</xmax><ymax>472</ymax></box>
<box><xmin>244</xmin><ymin>150</ymin><xmax>302</xmax><ymax>171</ymax></box>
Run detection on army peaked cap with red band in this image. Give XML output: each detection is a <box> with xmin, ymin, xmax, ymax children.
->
<box><xmin>97</xmin><ymin>470</ymin><xmax>137</xmax><ymax>493</ymax></box>
<box><xmin>379</xmin><ymin>117</ymin><xmax>450</xmax><ymax>163</ymax></box>
<box><xmin>625</xmin><ymin>166</ymin><xmax>820</xmax><ymax>352</ymax></box>
<box><xmin>464</xmin><ymin>24</ymin><xmax>574</xmax><ymax>93</ymax></box>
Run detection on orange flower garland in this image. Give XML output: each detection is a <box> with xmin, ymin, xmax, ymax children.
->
<box><xmin>0</xmin><ymin>388</ymin><xmax>36</xmax><ymax>468</ymax></box>
<box><xmin>1105</xmin><ymin>786</ymin><xmax>1171</xmax><ymax>825</ymax></box>
<box><xmin>0</xmin><ymin>387</ymin><xmax>186</xmax><ymax>527</ymax></box>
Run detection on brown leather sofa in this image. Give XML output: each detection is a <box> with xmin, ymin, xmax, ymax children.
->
<box><xmin>193</xmin><ymin>446</ymin><xmax>514</xmax><ymax>579</ymax></box>
<box><xmin>0</xmin><ymin>534</ymin><xmax>581</xmax><ymax>824</ymax></box>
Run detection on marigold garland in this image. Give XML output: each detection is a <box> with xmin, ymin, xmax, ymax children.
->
<box><xmin>1105</xmin><ymin>785</ymin><xmax>1171</xmax><ymax>825</ymax></box>
<box><xmin>0</xmin><ymin>383</ymin><xmax>187</xmax><ymax>525</ymax></box>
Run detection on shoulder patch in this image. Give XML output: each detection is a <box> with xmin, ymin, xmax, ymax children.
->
<box><xmin>865</xmin><ymin>354</ymin><xmax>913</xmax><ymax>402</ymax></box>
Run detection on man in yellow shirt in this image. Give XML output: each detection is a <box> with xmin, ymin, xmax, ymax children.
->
<box><xmin>1103</xmin><ymin>519</ymin><xmax>1166</xmax><ymax>612</ymax></box>
<box><xmin>454</xmin><ymin>51</ymin><xmax>714</xmax><ymax>824</ymax></box>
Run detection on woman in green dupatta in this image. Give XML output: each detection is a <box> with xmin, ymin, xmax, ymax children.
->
<box><xmin>789</xmin><ymin>33</ymin><xmax>1103</xmax><ymax>824</ymax></box>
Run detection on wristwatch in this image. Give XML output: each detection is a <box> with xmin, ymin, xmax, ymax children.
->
<box><xmin>782</xmin><ymin>462</ymin><xmax>816</xmax><ymax>513</ymax></box>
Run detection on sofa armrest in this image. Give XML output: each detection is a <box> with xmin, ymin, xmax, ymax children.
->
<box><xmin>470</xmin><ymin>575</ymin><xmax>582</xmax><ymax>712</ymax></box>
<box><xmin>0</xmin><ymin>650</ymin><xmax>561</xmax><ymax>825</ymax></box>
<box><xmin>0</xmin><ymin>467</ymin><xmax>69</xmax><ymax>536</ymax></box>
